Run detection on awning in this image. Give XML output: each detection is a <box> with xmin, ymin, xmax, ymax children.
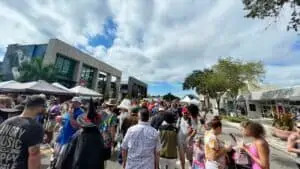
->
<box><xmin>249</xmin><ymin>91</ymin><xmax>264</xmax><ymax>101</ymax></box>
<box><xmin>69</xmin><ymin>86</ymin><xmax>102</xmax><ymax>97</ymax></box>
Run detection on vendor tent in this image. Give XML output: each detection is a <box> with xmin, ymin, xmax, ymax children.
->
<box><xmin>190</xmin><ymin>98</ymin><xmax>200</xmax><ymax>105</ymax></box>
<box><xmin>69</xmin><ymin>86</ymin><xmax>102</xmax><ymax>97</ymax></box>
<box><xmin>0</xmin><ymin>80</ymin><xmax>73</xmax><ymax>95</ymax></box>
<box><xmin>52</xmin><ymin>82</ymin><xmax>70</xmax><ymax>91</ymax></box>
<box><xmin>180</xmin><ymin>96</ymin><xmax>192</xmax><ymax>103</ymax></box>
<box><xmin>0</xmin><ymin>80</ymin><xmax>20</xmax><ymax>87</ymax></box>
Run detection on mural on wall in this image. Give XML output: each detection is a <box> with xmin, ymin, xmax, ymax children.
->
<box><xmin>10</xmin><ymin>49</ymin><xmax>31</xmax><ymax>79</ymax></box>
<box><xmin>2</xmin><ymin>44</ymin><xmax>47</xmax><ymax>80</ymax></box>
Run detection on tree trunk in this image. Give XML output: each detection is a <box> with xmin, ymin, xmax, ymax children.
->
<box><xmin>216</xmin><ymin>98</ymin><xmax>220</xmax><ymax>115</ymax></box>
<box><xmin>203</xmin><ymin>94</ymin><xmax>210</xmax><ymax>120</ymax></box>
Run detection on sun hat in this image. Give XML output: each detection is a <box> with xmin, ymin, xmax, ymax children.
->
<box><xmin>71</xmin><ymin>97</ymin><xmax>82</xmax><ymax>104</ymax></box>
<box><xmin>117</xmin><ymin>99</ymin><xmax>132</xmax><ymax>110</ymax></box>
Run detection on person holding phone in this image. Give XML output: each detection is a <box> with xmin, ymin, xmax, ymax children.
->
<box><xmin>239</xmin><ymin>121</ymin><xmax>270</xmax><ymax>169</ymax></box>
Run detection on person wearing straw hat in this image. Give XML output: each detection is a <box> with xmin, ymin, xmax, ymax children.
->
<box><xmin>117</xmin><ymin>99</ymin><xmax>132</xmax><ymax>132</ymax></box>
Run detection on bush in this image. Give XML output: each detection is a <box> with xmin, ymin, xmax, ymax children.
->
<box><xmin>273</xmin><ymin>112</ymin><xmax>294</xmax><ymax>131</ymax></box>
<box><xmin>223</xmin><ymin>115</ymin><xmax>248</xmax><ymax>123</ymax></box>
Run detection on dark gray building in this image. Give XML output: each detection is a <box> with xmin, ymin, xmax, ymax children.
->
<box><xmin>121</xmin><ymin>76</ymin><xmax>147</xmax><ymax>99</ymax></box>
<box><xmin>2</xmin><ymin>39</ymin><xmax>122</xmax><ymax>98</ymax></box>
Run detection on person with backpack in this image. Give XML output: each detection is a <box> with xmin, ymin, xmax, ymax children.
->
<box><xmin>159</xmin><ymin>111</ymin><xmax>182</xmax><ymax>169</ymax></box>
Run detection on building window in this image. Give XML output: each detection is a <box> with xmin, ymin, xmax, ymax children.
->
<box><xmin>55</xmin><ymin>54</ymin><xmax>76</xmax><ymax>80</ymax></box>
<box><xmin>249</xmin><ymin>104</ymin><xmax>256</xmax><ymax>111</ymax></box>
<box><xmin>80</xmin><ymin>65</ymin><xmax>95</xmax><ymax>88</ymax></box>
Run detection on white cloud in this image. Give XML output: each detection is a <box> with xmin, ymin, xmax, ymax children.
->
<box><xmin>0</xmin><ymin>0</ymin><xmax>299</xmax><ymax>88</ymax></box>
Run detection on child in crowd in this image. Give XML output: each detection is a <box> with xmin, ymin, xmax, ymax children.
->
<box><xmin>192</xmin><ymin>135</ymin><xmax>205</xmax><ymax>169</ymax></box>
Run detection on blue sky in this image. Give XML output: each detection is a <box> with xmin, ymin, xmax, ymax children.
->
<box><xmin>1</xmin><ymin>0</ymin><xmax>300</xmax><ymax>96</ymax></box>
<box><xmin>88</xmin><ymin>18</ymin><xmax>117</xmax><ymax>49</ymax></box>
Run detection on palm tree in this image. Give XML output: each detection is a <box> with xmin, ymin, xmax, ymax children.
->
<box><xmin>17</xmin><ymin>58</ymin><xmax>58</xmax><ymax>82</ymax></box>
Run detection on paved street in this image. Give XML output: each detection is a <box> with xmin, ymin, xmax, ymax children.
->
<box><xmin>41</xmin><ymin>124</ymin><xmax>298</xmax><ymax>169</ymax></box>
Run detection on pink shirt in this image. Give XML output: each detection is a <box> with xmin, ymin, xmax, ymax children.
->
<box><xmin>248</xmin><ymin>144</ymin><xmax>261</xmax><ymax>169</ymax></box>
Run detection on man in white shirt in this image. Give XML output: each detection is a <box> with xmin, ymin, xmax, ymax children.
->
<box><xmin>122</xmin><ymin>108</ymin><xmax>161</xmax><ymax>169</ymax></box>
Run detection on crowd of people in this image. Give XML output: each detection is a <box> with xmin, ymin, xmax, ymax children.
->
<box><xmin>2</xmin><ymin>93</ymin><xmax>300</xmax><ymax>169</ymax></box>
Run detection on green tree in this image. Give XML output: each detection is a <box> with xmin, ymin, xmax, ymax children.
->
<box><xmin>243</xmin><ymin>0</ymin><xmax>300</xmax><ymax>31</ymax></box>
<box><xmin>183</xmin><ymin>57</ymin><xmax>265</xmax><ymax>114</ymax></box>
<box><xmin>17</xmin><ymin>58</ymin><xmax>58</xmax><ymax>82</ymax></box>
<box><xmin>162</xmin><ymin>93</ymin><xmax>180</xmax><ymax>101</ymax></box>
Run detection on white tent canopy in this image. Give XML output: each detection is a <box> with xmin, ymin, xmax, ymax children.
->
<box><xmin>52</xmin><ymin>82</ymin><xmax>70</xmax><ymax>91</ymax></box>
<box><xmin>69</xmin><ymin>86</ymin><xmax>102</xmax><ymax>97</ymax></box>
<box><xmin>180</xmin><ymin>96</ymin><xmax>192</xmax><ymax>103</ymax></box>
<box><xmin>0</xmin><ymin>80</ymin><xmax>72</xmax><ymax>95</ymax></box>
<box><xmin>190</xmin><ymin>98</ymin><xmax>200</xmax><ymax>105</ymax></box>
<box><xmin>0</xmin><ymin>80</ymin><xmax>20</xmax><ymax>87</ymax></box>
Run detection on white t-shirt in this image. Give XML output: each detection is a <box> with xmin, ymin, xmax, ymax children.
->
<box><xmin>178</xmin><ymin>118</ymin><xmax>190</xmax><ymax>142</ymax></box>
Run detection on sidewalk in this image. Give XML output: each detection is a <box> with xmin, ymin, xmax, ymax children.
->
<box><xmin>222</xmin><ymin>119</ymin><xmax>296</xmax><ymax>158</ymax></box>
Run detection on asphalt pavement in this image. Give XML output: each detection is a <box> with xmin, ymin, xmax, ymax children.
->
<box><xmin>41</xmin><ymin>124</ymin><xmax>298</xmax><ymax>169</ymax></box>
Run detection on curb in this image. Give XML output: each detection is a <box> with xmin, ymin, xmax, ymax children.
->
<box><xmin>222</xmin><ymin>120</ymin><xmax>297</xmax><ymax>158</ymax></box>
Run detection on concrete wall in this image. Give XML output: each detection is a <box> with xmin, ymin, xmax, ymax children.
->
<box><xmin>43</xmin><ymin>39</ymin><xmax>121</xmax><ymax>77</ymax></box>
<box><xmin>43</xmin><ymin>39</ymin><xmax>122</xmax><ymax>98</ymax></box>
<box><xmin>246</xmin><ymin>100</ymin><xmax>262</xmax><ymax>118</ymax></box>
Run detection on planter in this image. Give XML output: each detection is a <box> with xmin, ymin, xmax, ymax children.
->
<box><xmin>272</xmin><ymin>127</ymin><xmax>293</xmax><ymax>141</ymax></box>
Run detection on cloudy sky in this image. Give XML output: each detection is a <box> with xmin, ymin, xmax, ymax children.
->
<box><xmin>1</xmin><ymin>0</ymin><xmax>299</xmax><ymax>96</ymax></box>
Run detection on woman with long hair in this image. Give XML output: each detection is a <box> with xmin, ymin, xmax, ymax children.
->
<box><xmin>240</xmin><ymin>121</ymin><xmax>270</xmax><ymax>169</ymax></box>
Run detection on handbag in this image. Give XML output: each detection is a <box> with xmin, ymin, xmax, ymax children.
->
<box><xmin>233</xmin><ymin>149</ymin><xmax>250</xmax><ymax>165</ymax></box>
<box><xmin>229</xmin><ymin>134</ymin><xmax>251</xmax><ymax>166</ymax></box>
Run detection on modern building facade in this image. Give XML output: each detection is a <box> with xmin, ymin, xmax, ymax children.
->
<box><xmin>120</xmin><ymin>76</ymin><xmax>147</xmax><ymax>99</ymax></box>
<box><xmin>2</xmin><ymin>39</ymin><xmax>122</xmax><ymax>98</ymax></box>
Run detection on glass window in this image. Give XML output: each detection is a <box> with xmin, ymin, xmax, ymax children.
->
<box><xmin>55</xmin><ymin>54</ymin><xmax>76</xmax><ymax>80</ymax></box>
<box><xmin>80</xmin><ymin>65</ymin><xmax>95</xmax><ymax>88</ymax></box>
<box><xmin>249</xmin><ymin>104</ymin><xmax>256</xmax><ymax>111</ymax></box>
